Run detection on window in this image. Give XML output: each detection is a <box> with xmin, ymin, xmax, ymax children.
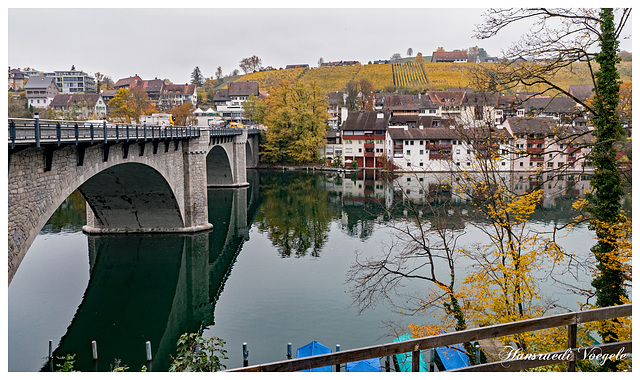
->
<box><xmin>410</xmin><ymin>141</ymin><xmax>414</xmax><ymax>145</ymax></box>
<box><xmin>358</xmin><ymin>148</ymin><xmax>362</xmax><ymax>153</ymax></box>
<box><xmin>405</xmin><ymin>141</ymin><xmax>409</xmax><ymax>145</ymax></box>
<box><xmin>406</xmin><ymin>150</ymin><xmax>411</xmax><ymax>155</ymax></box>
<box><xmin>419</xmin><ymin>141</ymin><xmax>424</xmax><ymax>145</ymax></box>
<box><xmin>456</xmin><ymin>149</ymin><xmax>460</xmax><ymax>154</ymax></box>
<box><xmin>419</xmin><ymin>150</ymin><xmax>424</xmax><ymax>155</ymax></box>
<box><xmin>419</xmin><ymin>162</ymin><xmax>424</xmax><ymax>167</ymax></box>
<box><xmin>407</xmin><ymin>177</ymin><xmax>411</xmax><ymax>182</ymax></box>
<box><xmin>547</xmin><ymin>162</ymin><xmax>554</xmax><ymax>168</ymax></box>
<box><xmin>520</xmin><ymin>162</ymin><xmax>524</xmax><ymax>167</ymax></box>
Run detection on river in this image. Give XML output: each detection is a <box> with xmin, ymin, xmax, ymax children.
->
<box><xmin>8</xmin><ymin>169</ymin><xmax>604</xmax><ymax>371</ymax></box>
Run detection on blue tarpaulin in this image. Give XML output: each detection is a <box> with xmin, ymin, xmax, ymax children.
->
<box><xmin>345</xmin><ymin>358</ymin><xmax>382</xmax><ymax>372</ymax></box>
<box><xmin>392</xmin><ymin>334</ymin><xmax>429</xmax><ymax>372</ymax></box>
<box><xmin>434</xmin><ymin>343</ymin><xmax>471</xmax><ymax>370</ymax></box>
<box><xmin>296</xmin><ymin>340</ymin><xmax>332</xmax><ymax>372</ymax></box>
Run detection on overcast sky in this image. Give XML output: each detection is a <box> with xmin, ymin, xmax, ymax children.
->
<box><xmin>7</xmin><ymin>5</ymin><xmax>634</xmax><ymax>85</ymax></box>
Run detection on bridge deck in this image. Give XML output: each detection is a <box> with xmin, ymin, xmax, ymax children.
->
<box><xmin>8</xmin><ymin>118</ymin><xmax>260</xmax><ymax>148</ymax></box>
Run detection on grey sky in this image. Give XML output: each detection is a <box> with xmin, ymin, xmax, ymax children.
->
<box><xmin>8</xmin><ymin>7</ymin><xmax>633</xmax><ymax>84</ymax></box>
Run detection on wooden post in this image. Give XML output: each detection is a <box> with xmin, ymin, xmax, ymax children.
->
<box><xmin>92</xmin><ymin>340</ymin><xmax>98</xmax><ymax>371</ymax></box>
<box><xmin>429</xmin><ymin>348</ymin><xmax>435</xmax><ymax>372</ymax></box>
<box><xmin>243</xmin><ymin>342</ymin><xmax>249</xmax><ymax>367</ymax></box>
<box><xmin>567</xmin><ymin>324</ymin><xmax>577</xmax><ymax>372</ymax></box>
<box><xmin>287</xmin><ymin>343</ymin><xmax>292</xmax><ymax>359</ymax></box>
<box><xmin>335</xmin><ymin>344</ymin><xmax>340</xmax><ymax>372</ymax></box>
<box><xmin>146</xmin><ymin>341</ymin><xmax>153</xmax><ymax>371</ymax></box>
<box><xmin>412</xmin><ymin>344</ymin><xmax>420</xmax><ymax>372</ymax></box>
<box><xmin>48</xmin><ymin>340</ymin><xmax>53</xmax><ymax>372</ymax></box>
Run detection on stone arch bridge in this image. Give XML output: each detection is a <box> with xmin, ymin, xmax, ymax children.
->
<box><xmin>7</xmin><ymin>118</ymin><xmax>260</xmax><ymax>283</ymax></box>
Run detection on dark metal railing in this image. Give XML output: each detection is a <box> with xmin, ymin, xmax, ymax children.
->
<box><xmin>8</xmin><ymin>118</ymin><xmax>207</xmax><ymax>147</ymax></box>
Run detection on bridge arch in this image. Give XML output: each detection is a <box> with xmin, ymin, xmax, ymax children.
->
<box><xmin>80</xmin><ymin>163</ymin><xmax>184</xmax><ymax>232</ymax></box>
<box><xmin>206</xmin><ymin>145</ymin><xmax>235</xmax><ymax>186</ymax></box>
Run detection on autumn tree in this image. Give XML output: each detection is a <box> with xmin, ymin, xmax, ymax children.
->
<box><xmin>242</xmin><ymin>93</ymin><xmax>267</xmax><ymax>124</ymax></box>
<box><xmin>170</xmin><ymin>102</ymin><xmax>193</xmax><ymax>126</ymax></box>
<box><xmin>190</xmin><ymin>66</ymin><xmax>204</xmax><ymax>87</ymax></box>
<box><xmin>261</xmin><ymin>80</ymin><xmax>329</xmax><ymax>164</ymax></box>
<box><xmin>130</xmin><ymin>86</ymin><xmax>155</xmax><ymax>122</ymax></box>
<box><xmin>347</xmin><ymin>174</ymin><xmax>478</xmax><ymax>364</ymax></box>
<box><xmin>94</xmin><ymin>72</ymin><xmax>106</xmax><ymax>93</ymax></box>
<box><xmin>108</xmin><ymin>88</ymin><xmax>136</xmax><ymax>123</ymax></box>
<box><xmin>239</xmin><ymin>55</ymin><xmax>262</xmax><ymax>74</ymax></box>
<box><xmin>414</xmin><ymin>52</ymin><xmax>425</xmax><ymax>64</ymax></box>
<box><xmin>406</xmin><ymin>48</ymin><xmax>413</xmax><ymax>56</ymax></box>
<box><xmin>475</xmin><ymin>7</ymin><xmax>631</xmax><ymax>370</ymax></box>
<box><xmin>344</xmin><ymin>79</ymin><xmax>374</xmax><ymax>111</ymax></box>
<box><xmin>215</xmin><ymin>66</ymin><xmax>224</xmax><ymax>85</ymax></box>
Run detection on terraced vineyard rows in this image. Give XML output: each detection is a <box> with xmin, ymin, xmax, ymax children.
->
<box><xmin>392</xmin><ymin>62</ymin><xmax>429</xmax><ymax>88</ymax></box>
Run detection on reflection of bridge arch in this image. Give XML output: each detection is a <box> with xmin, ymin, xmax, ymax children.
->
<box><xmin>44</xmin><ymin>172</ymin><xmax>262</xmax><ymax>372</ymax></box>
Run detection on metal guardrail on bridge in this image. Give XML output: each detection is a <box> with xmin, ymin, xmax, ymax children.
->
<box><xmin>8</xmin><ymin>118</ymin><xmax>201</xmax><ymax>149</ymax></box>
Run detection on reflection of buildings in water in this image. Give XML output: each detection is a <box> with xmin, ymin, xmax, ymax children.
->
<box><xmin>321</xmin><ymin>169</ymin><xmax>592</xmax><ymax>217</ymax></box>
<box><xmin>512</xmin><ymin>172</ymin><xmax>592</xmax><ymax>208</ymax></box>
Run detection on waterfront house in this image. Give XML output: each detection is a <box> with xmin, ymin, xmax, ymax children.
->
<box><xmin>341</xmin><ymin>110</ymin><xmax>390</xmax><ymax>168</ymax></box>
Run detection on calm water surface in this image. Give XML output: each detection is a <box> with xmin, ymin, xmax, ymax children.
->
<box><xmin>8</xmin><ymin>169</ymin><xmax>600</xmax><ymax>371</ymax></box>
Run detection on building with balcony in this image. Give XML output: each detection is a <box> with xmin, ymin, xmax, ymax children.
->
<box><xmin>503</xmin><ymin>117</ymin><xmax>594</xmax><ymax>172</ymax></box>
<box><xmin>213</xmin><ymin>81</ymin><xmax>259</xmax><ymax>122</ymax></box>
<box><xmin>341</xmin><ymin>110</ymin><xmax>390</xmax><ymax>168</ymax></box>
<box><xmin>47</xmin><ymin>66</ymin><xmax>96</xmax><ymax>94</ymax></box>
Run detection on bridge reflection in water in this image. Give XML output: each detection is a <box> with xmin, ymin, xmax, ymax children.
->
<box><xmin>44</xmin><ymin>175</ymin><xmax>259</xmax><ymax>372</ymax></box>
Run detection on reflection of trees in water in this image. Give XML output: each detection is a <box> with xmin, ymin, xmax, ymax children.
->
<box><xmin>42</xmin><ymin>190</ymin><xmax>87</xmax><ymax>233</ymax></box>
<box><xmin>255</xmin><ymin>172</ymin><xmax>335</xmax><ymax>258</ymax></box>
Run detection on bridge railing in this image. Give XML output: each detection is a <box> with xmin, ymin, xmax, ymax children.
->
<box><xmin>209</xmin><ymin>127</ymin><xmax>244</xmax><ymax>136</ymax></box>
<box><xmin>226</xmin><ymin>304</ymin><xmax>631</xmax><ymax>372</ymax></box>
<box><xmin>8</xmin><ymin>118</ymin><xmax>200</xmax><ymax>148</ymax></box>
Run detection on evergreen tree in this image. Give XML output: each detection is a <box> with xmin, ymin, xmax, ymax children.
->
<box><xmin>190</xmin><ymin>66</ymin><xmax>204</xmax><ymax>87</ymax></box>
<box><xmin>586</xmin><ymin>8</ymin><xmax>628</xmax><ymax>351</ymax></box>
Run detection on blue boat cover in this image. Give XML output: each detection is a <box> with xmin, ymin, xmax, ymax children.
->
<box><xmin>435</xmin><ymin>343</ymin><xmax>471</xmax><ymax>370</ymax></box>
<box><xmin>392</xmin><ymin>334</ymin><xmax>429</xmax><ymax>372</ymax></box>
<box><xmin>345</xmin><ymin>358</ymin><xmax>382</xmax><ymax>372</ymax></box>
<box><xmin>296</xmin><ymin>340</ymin><xmax>332</xmax><ymax>372</ymax></box>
